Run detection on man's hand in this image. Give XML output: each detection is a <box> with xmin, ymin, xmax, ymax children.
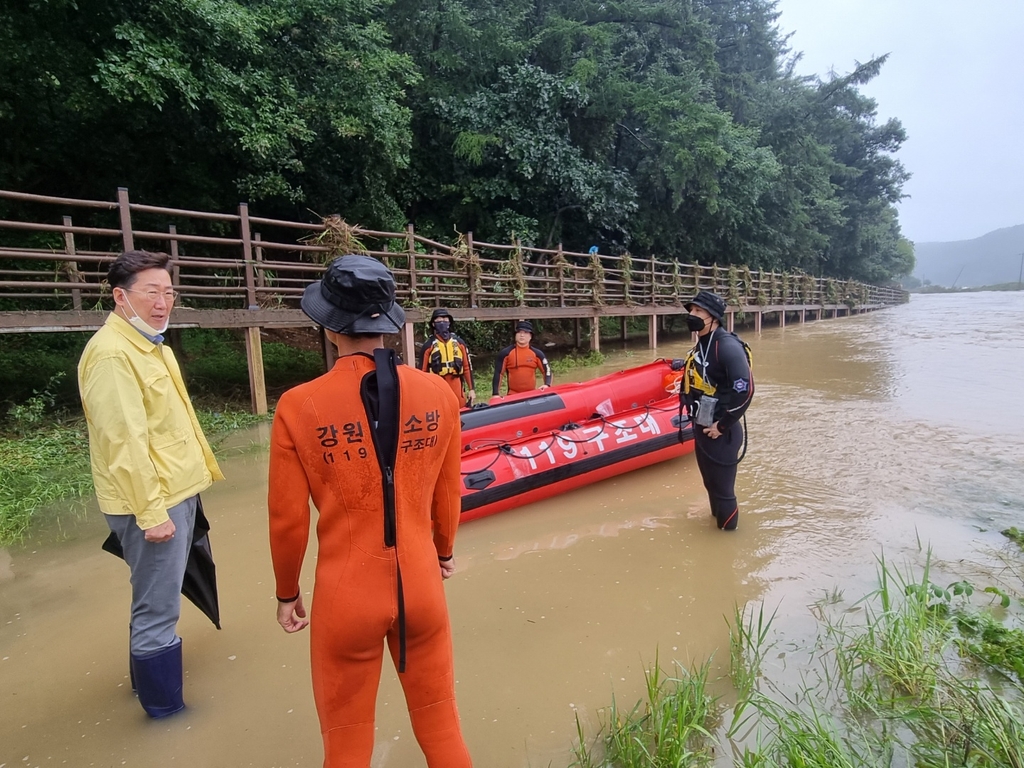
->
<box><xmin>277</xmin><ymin>596</ymin><xmax>309</xmax><ymax>633</ymax></box>
<box><xmin>439</xmin><ymin>557</ymin><xmax>456</xmax><ymax>580</ymax></box>
<box><xmin>538</xmin><ymin>384</ymin><xmax>549</xmax><ymax>391</ymax></box>
<box><xmin>703</xmin><ymin>421</ymin><xmax>722</xmax><ymax>439</ymax></box>
<box><xmin>489</xmin><ymin>394</ymin><xmax>503</xmax><ymax>404</ymax></box>
<box><xmin>144</xmin><ymin>518</ymin><xmax>176</xmax><ymax>543</ymax></box>
<box><xmin>467</xmin><ymin>389</ymin><xmax>476</xmax><ymax>406</ymax></box>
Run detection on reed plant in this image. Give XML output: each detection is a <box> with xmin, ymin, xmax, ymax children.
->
<box><xmin>728</xmin><ymin>602</ymin><xmax>777</xmax><ymax>715</ymax></box>
<box><xmin>726</xmin><ymin>551</ymin><xmax>1024</xmax><ymax>768</ymax></box>
<box><xmin>575</xmin><ymin>546</ymin><xmax>1023</xmax><ymax>768</ymax></box>
<box><xmin>571</xmin><ymin>656</ymin><xmax>718</xmax><ymax>768</ymax></box>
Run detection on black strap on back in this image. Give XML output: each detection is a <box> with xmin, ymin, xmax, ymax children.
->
<box><xmin>370</xmin><ymin>348</ymin><xmax>408</xmax><ymax>671</ymax></box>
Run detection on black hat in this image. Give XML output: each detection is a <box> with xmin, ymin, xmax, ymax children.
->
<box><xmin>301</xmin><ymin>255</ymin><xmax>406</xmax><ymax>334</ymax></box>
<box><xmin>685</xmin><ymin>290</ymin><xmax>726</xmax><ymax>323</ymax></box>
<box><xmin>515</xmin><ymin>320</ymin><xmax>533</xmax><ymax>333</ymax></box>
<box><xmin>430</xmin><ymin>307</ymin><xmax>454</xmax><ymax>323</ymax></box>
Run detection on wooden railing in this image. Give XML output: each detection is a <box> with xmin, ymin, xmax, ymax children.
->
<box><xmin>0</xmin><ymin>188</ymin><xmax>908</xmax><ymax>319</ymax></box>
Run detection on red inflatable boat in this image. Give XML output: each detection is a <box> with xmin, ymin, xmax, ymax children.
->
<box><xmin>459</xmin><ymin>359</ymin><xmax>695</xmax><ymax>521</ymax></box>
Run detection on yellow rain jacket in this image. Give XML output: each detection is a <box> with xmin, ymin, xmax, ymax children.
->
<box><xmin>78</xmin><ymin>313</ymin><xmax>224</xmax><ymax>529</ymax></box>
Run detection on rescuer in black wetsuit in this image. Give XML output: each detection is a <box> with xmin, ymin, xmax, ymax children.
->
<box><xmin>674</xmin><ymin>290</ymin><xmax>754</xmax><ymax>531</ymax></box>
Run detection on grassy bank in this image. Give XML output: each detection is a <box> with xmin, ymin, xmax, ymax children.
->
<box><xmin>0</xmin><ymin>395</ymin><xmax>269</xmax><ymax>546</ymax></box>
<box><xmin>572</xmin><ymin>546</ymin><xmax>1024</xmax><ymax>767</ymax></box>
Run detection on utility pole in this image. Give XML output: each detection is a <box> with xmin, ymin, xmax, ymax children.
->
<box><xmin>950</xmin><ymin>265</ymin><xmax>965</xmax><ymax>290</ymax></box>
<box><xmin>1017</xmin><ymin>251</ymin><xmax>1023</xmax><ymax>291</ymax></box>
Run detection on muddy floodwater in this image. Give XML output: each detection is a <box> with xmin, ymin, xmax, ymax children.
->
<box><xmin>3</xmin><ymin>292</ymin><xmax>1023</xmax><ymax>767</ymax></box>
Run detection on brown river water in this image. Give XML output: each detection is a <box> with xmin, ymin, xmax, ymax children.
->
<box><xmin>2</xmin><ymin>292</ymin><xmax>1023</xmax><ymax>767</ymax></box>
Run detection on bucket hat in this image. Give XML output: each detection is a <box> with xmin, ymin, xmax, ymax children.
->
<box><xmin>515</xmin><ymin>320</ymin><xmax>533</xmax><ymax>333</ymax></box>
<box><xmin>301</xmin><ymin>255</ymin><xmax>406</xmax><ymax>334</ymax></box>
<box><xmin>685</xmin><ymin>290</ymin><xmax>726</xmax><ymax>323</ymax></box>
<box><xmin>430</xmin><ymin>307</ymin><xmax>454</xmax><ymax>324</ymax></box>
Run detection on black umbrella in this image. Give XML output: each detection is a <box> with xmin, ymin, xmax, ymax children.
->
<box><xmin>102</xmin><ymin>496</ymin><xmax>222</xmax><ymax>630</ymax></box>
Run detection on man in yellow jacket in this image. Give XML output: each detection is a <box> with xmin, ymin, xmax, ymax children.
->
<box><xmin>78</xmin><ymin>250</ymin><xmax>223</xmax><ymax>718</ymax></box>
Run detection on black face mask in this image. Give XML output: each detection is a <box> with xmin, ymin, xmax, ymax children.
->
<box><xmin>685</xmin><ymin>314</ymin><xmax>707</xmax><ymax>333</ymax></box>
<box><xmin>433</xmin><ymin>320</ymin><xmax>451</xmax><ymax>339</ymax></box>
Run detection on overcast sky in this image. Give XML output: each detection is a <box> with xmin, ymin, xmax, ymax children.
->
<box><xmin>774</xmin><ymin>0</ymin><xmax>1024</xmax><ymax>244</ymax></box>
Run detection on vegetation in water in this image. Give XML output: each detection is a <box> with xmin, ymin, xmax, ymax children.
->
<box><xmin>1002</xmin><ymin>527</ymin><xmax>1024</xmax><ymax>552</ymax></box>
<box><xmin>571</xmin><ymin>549</ymin><xmax>1024</xmax><ymax>767</ymax></box>
<box><xmin>0</xmin><ymin>373</ymin><xmax>270</xmax><ymax>546</ymax></box>
<box><xmin>571</xmin><ymin>656</ymin><xmax>718</xmax><ymax>768</ymax></box>
<box><xmin>550</xmin><ymin>350</ymin><xmax>606</xmax><ymax>375</ymax></box>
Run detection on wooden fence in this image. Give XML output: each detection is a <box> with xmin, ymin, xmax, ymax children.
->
<box><xmin>0</xmin><ymin>187</ymin><xmax>908</xmax><ymax>412</ymax></box>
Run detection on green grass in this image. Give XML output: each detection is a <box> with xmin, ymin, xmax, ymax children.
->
<box><xmin>571</xmin><ymin>656</ymin><xmax>718</xmax><ymax>768</ymax></box>
<box><xmin>549</xmin><ymin>349</ymin><xmax>606</xmax><ymax>375</ymax></box>
<box><xmin>1002</xmin><ymin>527</ymin><xmax>1024</xmax><ymax>552</ymax></box>
<box><xmin>179</xmin><ymin>328</ymin><xmax>323</xmax><ymax>397</ymax></box>
<box><xmin>0</xmin><ymin>398</ymin><xmax>270</xmax><ymax>546</ymax></box>
<box><xmin>726</xmin><ymin>552</ymin><xmax>1024</xmax><ymax>768</ymax></box>
<box><xmin>573</xmin><ymin>548</ymin><xmax>1024</xmax><ymax>768</ymax></box>
<box><xmin>0</xmin><ymin>420</ymin><xmax>94</xmax><ymax>544</ymax></box>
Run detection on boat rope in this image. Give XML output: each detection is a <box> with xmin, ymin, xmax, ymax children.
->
<box><xmin>462</xmin><ymin>362</ymin><xmax>694</xmax><ymax>474</ymax></box>
<box><xmin>461</xmin><ymin>404</ymin><xmax>674</xmax><ymax>469</ymax></box>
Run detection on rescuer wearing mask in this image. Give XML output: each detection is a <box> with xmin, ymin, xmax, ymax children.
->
<box><xmin>420</xmin><ymin>307</ymin><xmax>476</xmax><ymax>407</ymax></box>
<box><xmin>268</xmin><ymin>255</ymin><xmax>472</xmax><ymax>768</ymax></box>
<box><xmin>675</xmin><ymin>290</ymin><xmax>754</xmax><ymax>531</ymax></box>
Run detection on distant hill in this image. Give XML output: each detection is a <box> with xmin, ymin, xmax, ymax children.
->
<box><xmin>913</xmin><ymin>225</ymin><xmax>1024</xmax><ymax>287</ymax></box>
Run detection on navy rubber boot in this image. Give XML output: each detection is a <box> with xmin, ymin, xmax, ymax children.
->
<box><xmin>130</xmin><ymin>641</ymin><xmax>185</xmax><ymax>718</ymax></box>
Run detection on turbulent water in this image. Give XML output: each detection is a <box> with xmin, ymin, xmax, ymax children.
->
<box><xmin>2</xmin><ymin>291</ymin><xmax>1022</xmax><ymax>767</ymax></box>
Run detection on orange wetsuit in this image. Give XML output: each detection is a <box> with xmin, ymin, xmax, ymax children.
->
<box><xmin>491</xmin><ymin>344</ymin><xmax>553</xmax><ymax>395</ymax></box>
<box><xmin>268</xmin><ymin>350</ymin><xmax>471</xmax><ymax>768</ymax></box>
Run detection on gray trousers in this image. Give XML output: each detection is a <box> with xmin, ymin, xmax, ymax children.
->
<box><xmin>105</xmin><ymin>495</ymin><xmax>198</xmax><ymax>655</ymax></box>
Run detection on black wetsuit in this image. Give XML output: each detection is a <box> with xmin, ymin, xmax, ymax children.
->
<box><xmin>682</xmin><ymin>327</ymin><xmax>754</xmax><ymax>530</ymax></box>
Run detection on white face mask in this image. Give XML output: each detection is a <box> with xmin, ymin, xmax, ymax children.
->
<box><xmin>121</xmin><ymin>292</ymin><xmax>170</xmax><ymax>336</ymax></box>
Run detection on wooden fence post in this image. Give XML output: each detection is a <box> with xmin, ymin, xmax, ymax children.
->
<box><xmin>245</xmin><ymin>327</ymin><xmax>268</xmax><ymax>415</ymax></box>
<box><xmin>117</xmin><ymin>187</ymin><xmax>134</xmax><ymax>251</ymax></box>
<box><xmin>239</xmin><ymin>203</ymin><xmax>257</xmax><ymax>310</ymax></box>
<box><xmin>401</xmin><ymin>321</ymin><xmax>416</xmax><ymax>366</ymax></box>
<box><xmin>648</xmin><ymin>313</ymin><xmax>658</xmax><ymax>348</ymax></box>
<box><xmin>649</xmin><ymin>256</ymin><xmax>657</xmax><ymax>306</ymax></box>
<box><xmin>62</xmin><ymin>216</ymin><xmax>82</xmax><ymax>310</ymax></box>
<box><xmin>254</xmin><ymin>233</ymin><xmax>266</xmax><ymax>289</ymax></box>
<box><xmin>466</xmin><ymin>231</ymin><xmax>477</xmax><ymax>308</ymax></box>
<box><xmin>168</xmin><ymin>224</ymin><xmax>181</xmax><ymax>285</ymax></box>
<box><xmin>238</xmin><ymin>202</ymin><xmax>267</xmax><ymax>414</ymax></box>
<box><xmin>557</xmin><ymin>243</ymin><xmax>566</xmax><ymax>307</ymax></box>
<box><xmin>406</xmin><ymin>223</ymin><xmax>418</xmax><ymax>304</ymax></box>
<box><xmin>321</xmin><ymin>327</ymin><xmax>338</xmax><ymax>371</ymax></box>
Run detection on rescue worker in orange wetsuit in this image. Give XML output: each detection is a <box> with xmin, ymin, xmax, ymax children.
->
<box><xmin>420</xmin><ymin>307</ymin><xmax>476</xmax><ymax>407</ymax></box>
<box><xmin>490</xmin><ymin>320</ymin><xmax>552</xmax><ymax>400</ymax></box>
<box><xmin>268</xmin><ymin>255</ymin><xmax>472</xmax><ymax>768</ymax></box>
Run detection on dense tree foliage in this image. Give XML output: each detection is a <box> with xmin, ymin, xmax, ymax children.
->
<box><xmin>0</xmin><ymin>0</ymin><xmax>913</xmax><ymax>281</ymax></box>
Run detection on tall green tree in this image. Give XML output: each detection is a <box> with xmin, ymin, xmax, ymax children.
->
<box><xmin>0</xmin><ymin>0</ymin><xmax>417</xmax><ymax>223</ymax></box>
<box><xmin>1</xmin><ymin>0</ymin><xmax>915</xmax><ymax>282</ymax></box>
